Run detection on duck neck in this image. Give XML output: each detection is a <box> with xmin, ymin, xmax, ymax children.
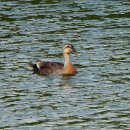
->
<box><xmin>64</xmin><ymin>53</ymin><xmax>71</xmax><ymax>66</ymax></box>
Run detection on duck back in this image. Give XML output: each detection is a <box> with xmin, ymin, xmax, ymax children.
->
<box><xmin>28</xmin><ymin>61</ymin><xmax>64</xmax><ymax>75</ymax></box>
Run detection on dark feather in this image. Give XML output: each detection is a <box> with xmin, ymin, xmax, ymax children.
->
<box><xmin>28</xmin><ymin>61</ymin><xmax>64</xmax><ymax>75</ymax></box>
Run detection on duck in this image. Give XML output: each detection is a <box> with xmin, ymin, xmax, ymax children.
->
<box><xmin>28</xmin><ymin>44</ymin><xmax>79</xmax><ymax>76</ymax></box>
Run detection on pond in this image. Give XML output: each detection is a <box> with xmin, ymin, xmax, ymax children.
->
<box><xmin>0</xmin><ymin>0</ymin><xmax>130</xmax><ymax>129</ymax></box>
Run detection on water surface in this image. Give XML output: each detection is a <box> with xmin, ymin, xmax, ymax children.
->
<box><xmin>0</xmin><ymin>0</ymin><xmax>130</xmax><ymax>129</ymax></box>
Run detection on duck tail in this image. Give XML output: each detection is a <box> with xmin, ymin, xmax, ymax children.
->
<box><xmin>27</xmin><ymin>62</ymin><xmax>37</xmax><ymax>71</ymax></box>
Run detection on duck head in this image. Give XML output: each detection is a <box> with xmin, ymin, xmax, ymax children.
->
<box><xmin>63</xmin><ymin>44</ymin><xmax>79</xmax><ymax>55</ymax></box>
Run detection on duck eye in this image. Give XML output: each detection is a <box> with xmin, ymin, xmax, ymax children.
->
<box><xmin>66</xmin><ymin>45</ymin><xmax>71</xmax><ymax>48</ymax></box>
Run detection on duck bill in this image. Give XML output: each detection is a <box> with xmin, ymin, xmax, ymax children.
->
<box><xmin>72</xmin><ymin>47</ymin><xmax>80</xmax><ymax>56</ymax></box>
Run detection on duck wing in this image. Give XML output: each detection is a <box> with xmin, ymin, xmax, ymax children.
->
<box><xmin>28</xmin><ymin>61</ymin><xmax>64</xmax><ymax>75</ymax></box>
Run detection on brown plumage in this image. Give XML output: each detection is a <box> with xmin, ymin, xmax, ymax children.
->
<box><xmin>28</xmin><ymin>44</ymin><xmax>79</xmax><ymax>76</ymax></box>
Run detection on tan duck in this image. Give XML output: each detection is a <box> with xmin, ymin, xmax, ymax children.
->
<box><xmin>28</xmin><ymin>44</ymin><xmax>79</xmax><ymax>76</ymax></box>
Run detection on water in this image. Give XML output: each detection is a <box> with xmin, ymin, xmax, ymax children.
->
<box><xmin>0</xmin><ymin>0</ymin><xmax>130</xmax><ymax>129</ymax></box>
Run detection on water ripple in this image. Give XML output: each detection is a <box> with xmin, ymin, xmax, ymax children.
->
<box><xmin>0</xmin><ymin>0</ymin><xmax>130</xmax><ymax>129</ymax></box>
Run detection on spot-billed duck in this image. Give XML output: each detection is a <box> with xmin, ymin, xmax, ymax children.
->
<box><xmin>28</xmin><ymin>44</ymin><xmax>79</xmax><ymax>76</ymax></box>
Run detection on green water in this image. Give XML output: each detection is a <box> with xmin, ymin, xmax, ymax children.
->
<box><xmin>0</xmin><ymin>0</ymin><xmax>130</xmax><ymax>129</ymax></box>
